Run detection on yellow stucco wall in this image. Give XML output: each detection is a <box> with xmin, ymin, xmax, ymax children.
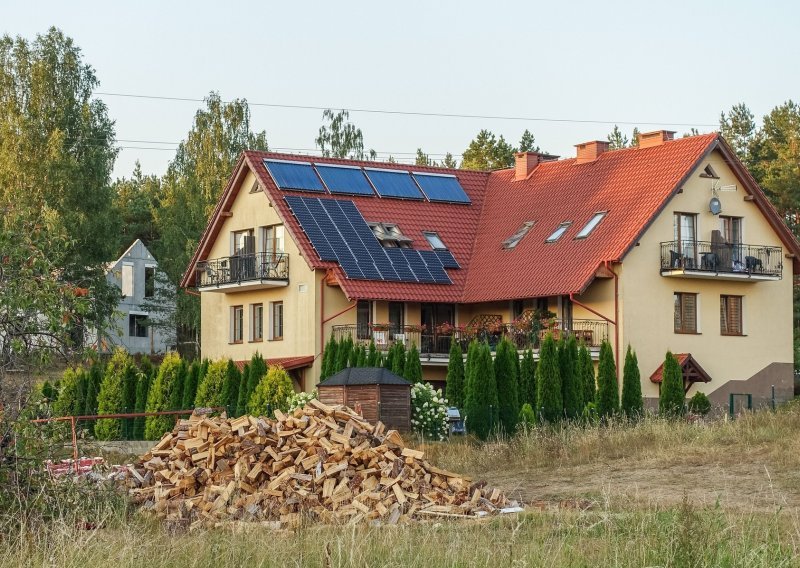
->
<box><xmin>618</xmin><ymin>149</ymin><xmax>793</xmax><ymax>399</ymax></box>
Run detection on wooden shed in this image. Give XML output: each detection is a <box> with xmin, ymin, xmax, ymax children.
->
<box><xmin>317</xmin><ymin>368</ymin><xmax>411</xmax><ymax>431</ymax></box>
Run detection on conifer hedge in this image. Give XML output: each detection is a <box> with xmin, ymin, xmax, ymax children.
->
<box><xmin>96</xmin><ymin>349</ymin><xmax>136</xmax><ymax>440</ymax></box>
<box><xmin>535</xmin><ymin>333</ymin><xmax>562</xmax><ymax>422</ymax></box>
<box><xmin>596</xmin><ymin>341</ymin><xmax>619</xmax><ymax>418</ymax></box>
<box><xmin>144</xmin><ymin>352</ymin><xmax>183</xmax><ymax>440</ymax></box>
<box><xmin>404</xmin><ymin>343</ymin><xmax>422</xmax><ymax>383</ymax></box>
<box><xmin>621</xmin><ymin>345</ymin><xmax>644</xmax><ymax>418</ymax></box>
<box><xmin>560</xmin><ymin>335</ymin><xmax>582</xmax><ymax>419</ymax></box>
<box><xmin>494</xmin><ymin>337</ymin><xmax>519</xmax><ymax>434</ymax></box>
<box><xmin>194</xmin><ymin>360</ymin><xmax>229</xmax><ymax>408</ymax></box>
<box><xmin>464</xmin><ymin>342</ymin><xmax>499</xmax><ymax>440</ymax></box>
<box><xmin>445</xmin><ymin>339</ymin><xmax>465</xmax><ymax>408</ymax></box>
<box><xmin>659</xmin><ymin>351</ymin><xmax>685</xmax><ymax>417</ymax></box>
<box><xmin>578</xmin><ymin>344</ymin><xmax>595</xmax><ymax>409</ymax></box>
<box><xmin>519</xmin><ymin>349</ymin><xmax>536</xmax><ymax>407</ymax></box>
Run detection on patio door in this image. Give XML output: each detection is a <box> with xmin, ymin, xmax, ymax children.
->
<box><xmin>421</xmin><ymin>303</ymin><xmax>455</xmax><ymax>353</ymax></box>
<box><xmin>721</xmin><ymin>216</ymin><xmax>742</xmax><ymax>263</ymax></box>
<box><xmin>674</xmin><ymin>213</ymin><xmax>697</xmax><ymax>266</ymax></box>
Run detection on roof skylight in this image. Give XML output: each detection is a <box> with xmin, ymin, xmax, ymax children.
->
<box><xmin>575</xmin><ymin>212</ymin><xmax>607</xmax><ymax>239</ymax></box>
<box><xmin>546</xmin><ymin>222</ymin><xmax>572</xmax><ymax>243</ymax></box>
<box><xmin>502</xmin><ymin>221</ymin><xmax>535</xmax><ymax>249</ymax></box>
<box><xmin>423</xmin><ymin>231</ymin><xmax>447</xmax><ymax>250</ymax></box>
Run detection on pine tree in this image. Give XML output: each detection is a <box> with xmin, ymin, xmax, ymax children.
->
<box><xmin>404</xmin><ymin>343</ymin><xmax>422</xmax><ymax>383</ymax></box>
<box><xmin>391</xmin><ymin>342</ymin><xmax>406</xmax><ymax>377</ymax></box>
<box><xmin>236</xmin><ymin>364</ymin><xmax>251</xmax><ymax>416</ymax></box>
<box><xmin>182</xmin><ymin>361</ymin><xmax>200</xmax><ymax>410</ymax></box>
<box><xmin>621</xmin><ymin>345</ymin><xmax>644</xmax><ymax>418</ymax></box>
<box><xmin>366</xmin><ymin>340</ymin><xmax>378</xmax><ymax>367</ymax></box>
<box><xmin>596</xmin><ymin>341</ymin><xmax>619</xmax><ymax>419</ymax></box>
<box><xmin>536</xmin><ymin>334</ymin><xmax>562</xmax><ymax>422</ymax></box>
<box><xmin>144</xmin><ymin>353</ymin><xmax>183</xmax><ymax>440</ymax></box>
<box><xmin>659</xmin><ymin>351</ymin><xmax>685</xmax><ymax>418</ymax></box>
<box><xmin>194</xmin><ymin>360</ymin><xmax>230</xmax><ymax>408</ymax></box>
<box><xmin>578</xmin><ymin>344</ymin><xmax>596</xmax><ymax>408</ymax></box>
<box><xmin>221</xmin><ymin>360</ymin><xmax>241</xmax><ymax>413</ymax></box>
<box><xmin>494</xmin><ymin>337</ymin><xmax>519</xmax><ymax>434</ymax></box>
<box><xmin>445</xmin><ymin>339</ymin><xmax>465</xmax><ymax>408</ymax></box>
<box><xmin>560</xmin><ymin>335</ymin><xmax>582</xmax><ymax>419</ymax></box>
<box><xmin>519</xmin><ymin>349</ymin><xmax>537</xmax><ymax>406</ymax></box>
<box><xmin>96</xmin><ymin>349</ymin><xmax>135</xmax><ymax>440</ymax></box>
<box><xmin>464</xmin><ymin>342</ymin><xmax>499</xmax><ymax>439</ymax></box>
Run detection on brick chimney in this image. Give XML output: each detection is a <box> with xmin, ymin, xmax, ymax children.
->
<box><xmin>514</xmin><ymin>152</ymin><xmax>542</xmax><ymax>181</ymax></box>
<box><xmin>575</xmin><ymin>141</ymin><xmax>610</xmax><ymax>164</ymax></box>
<box><xmin>637</xmin><ymin>130</ymin><xmax>676</xmax><ymax>149</ymax></box>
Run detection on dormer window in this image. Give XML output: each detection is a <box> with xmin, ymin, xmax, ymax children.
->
<box><xmin>700</xmin><ymin>164</ymin><xmax>720</xmax><ymax>179</ymax></box>
<box><xmin>575</xmin><ymin>212</ymin><xmax>607</xmax><ymax>239</ymax></box>
<box><xmin>503</xmin><ymin>221</ymin><xmax>534</xmax><ymax>249</ymax></box>
<box><xmin>423</xmin><ymin>232</ymin><xmax>447</xmax><ymax>250</ymax></box>
<box><xmin>370</xmin><ymin>222</ymin><xmax>413</xmax><ymax>248</ymax></box>
<box><xmin>546</xmin><ymin>222</ymin><xmax>572</xmax><ymax>243</ymax></box>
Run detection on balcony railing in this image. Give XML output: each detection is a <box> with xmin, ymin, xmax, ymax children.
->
<box><xmin>196</xmin><ymin>252</ymin><xmax>289</xmax><ymax>288</ymax></box>
<box><xmin>331</xmin><ymin>318</ymin><xmax>608</xmax><ymax>356</ymax></box>
<box><xmin>660</xmin><ymin>240</ymin><xmax>782</xmax><ymax>278</ymax></box>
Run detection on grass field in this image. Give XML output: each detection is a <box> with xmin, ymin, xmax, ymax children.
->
<box><xmin>4</xmin><ymin>406</ymin><xmax>800</xmax><ymax>567</ymax></box>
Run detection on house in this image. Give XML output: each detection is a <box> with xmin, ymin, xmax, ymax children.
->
<box><xmin>100</xmin><ymin>239</ymin><xmax>174</xmax><ymax>355</ymax></box>
<box><xmin>181</xmin><ymin>131</ymin><xmax>800</xmax><ymax>409</ymax></box>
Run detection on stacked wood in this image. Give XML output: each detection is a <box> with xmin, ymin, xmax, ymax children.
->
<box><xmin>120</xmin><ymin>400</ymin><xmax>516</xmax><ymax>527</ymax></box>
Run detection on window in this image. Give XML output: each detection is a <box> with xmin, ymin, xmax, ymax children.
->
<box><xmin>674</xmin><ymin>293</ymin><xmax>698</xmax><ymax>334</ymax></box>
<box><xmin>144</xmin><ymin>266</ymin><xmax>155</xmax><ymax>298</ymax></box>
<box><xmin>389</xmin><ymin>302</ymin><xmax>404</xmax><ymax>337</ymax></box>
<box><xmin>369</xmin><ymin>223</ymin><xmax>412</xmax><ymax>248</ymax></box>
<box><xmin>230</xmin><ymin>305</ymin><xmax>244</xmax><ymax>343</ymax></box>
<box><xmin>546</xmin><ymin>222</ymin><xmax>572</xmax><ymax>243</ymax></box>
<box><xmin>575</xmin><ymin>212</ymin><xmax>607</xmax><ymax>239</ymax></box>
<box><xmin>269</xmin><ymin>302</ymin><xmax>284</xmax><ymax>340</ymax></box>
<box><xmin>512</xmin><ymin>299</ymin><xmax>524</xmax><ymax>320</ymax></box>
<box><xmin>720</xmin><ymin>295</ymin><xmax>743</xmax><ymax>336</ymax></box>
<box><xmin>260</xmin><ymin>224</ymin><xmax>285</xmax><ymax>255</ymax></box>
<box><xmin>503</xmin><ymin>221</ymin><xmax>534</xmax><ymax>249</ymax></box>
<box><xmin>121</xmin><ymin>263</ymin><xmax>134</xmax><ymax>297</ymax></box>
<box><xmin>232</xmin><ymin>229</ymin><xmax>255</xmax><ymax>256</ymax></box>
<box><xmin>423</xmin><ymin>231</ymin><xmax>447</xmax><ymax>250</ymax></box>
<box><xmin>674</xmin><ymin>213</ymin><xmax>697</xmax><ymax>261</ymax></box>
<box><xmin>357</xmin><ymin>300</ymin><xmax>371</xmax><ymax>339</ymax></box>
<box><xmin>128</xmin><ymin>314</ymin><xmax>148</xmax><ymax>338</ymax></box>
<box><xmin>251</xmin><ymin>303</ymin><xmax>263</xmax><ymax>341</ymax></box>
<box><xmin>720</xmin><ymin>216</ymin><xmax>742</xmax><ymax>244</ymax></box>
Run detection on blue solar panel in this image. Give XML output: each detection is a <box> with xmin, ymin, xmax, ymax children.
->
<box><xmin>413</xmin><ymin>173</ymin><xmax>471</xmax><ymax>204</ymax></box>
<box><xmin>402</xmin><ymin>250</ymin><xmax>436</xmax><ymax>283</ymax></box>
<box><xmin>264</xmin><ymin>160</ymin><xmax>325</xmax><ymax>192</ymax></box>
<box><xmin>434</xmin><ymin>249</ymin><xmax>460</xmax><ymax>269</ymax></box>
<box><xmin>315</xmin><ymin>164</ymin><xmax>374</xmax><ymax>196</ymax></box>
<box><xmin>364</xmin><ymin>168</ymin><xmax>424</xmax><ymax>200</ymax></box>
<box><xmin>283</xmin><ymin>197</ymin><xmax>337</xmax><ymax>261</ymax></box>
<box><xmin>420</xmin><ymin>251</ymin><xmax>451</xmax><ymax>284</ymax></box>
<box><xmin>385</xmin><ymin>248</ymin><xmax>417</xmax><ymax>282</ymax></box>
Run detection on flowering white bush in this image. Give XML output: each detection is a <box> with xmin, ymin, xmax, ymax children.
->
<box><xmin>410</xmin><ymin>382</ymin><xmax>449</xmax><ymax>441</ymax></box>
<box><xmin>286</xmin><ymin>389</ymin><xmax>317</xmax><ymax>412</ymax></box>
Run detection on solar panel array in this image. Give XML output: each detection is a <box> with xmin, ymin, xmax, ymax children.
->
<box><xmin>263</xmin><ymin>159</ymin><xmax>471</xmax><ymax>204</ymax></box>
<box><xmin>284</xmin><ymin>196</ymin><xmax>457</xmax><ymax>284</ymax></box>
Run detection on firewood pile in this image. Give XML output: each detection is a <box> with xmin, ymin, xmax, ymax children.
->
<box><xmin>119</xmin><ymin>399</ymin><xmax>518</xmax><ymax>528</ymax></box>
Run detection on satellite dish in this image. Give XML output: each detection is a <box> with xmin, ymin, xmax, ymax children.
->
<box><xmin>709</xmin><ymin>196</ymin><xmax>722</xmax><ymax>215</ymax></box>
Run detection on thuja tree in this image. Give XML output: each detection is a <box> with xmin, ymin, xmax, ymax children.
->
<box><xmin>659</xmin><ymin>351</ymin><xmax>685</xmax><ymax>418</ymax></box>
<box><xmin>321</xmin><ymin>336</ymin><xmax>338</xmax><ymax>379</ymax></box>
<box><xmin>536</xmin><ymin>334</ymin><xmax>562</xmax><ymax>422</ymax></box>
<box><xmin>168</xmin><ymin>359</ymin><xmax>188</xmax><ymax>412</ymax></box>
<box><xmin>578</xmin><ymin>344</ymin><xmax>595</xmax><ymax>408</ymax></box>
<box><xmin>96</xmin><ymin>349</ymin><xmax>136</xmax><ymax>440</ymax></box>
<box><xmin>445</xmin><ymin>339</ymin><xmax>465</xmax><ymax>408</ymax></box>
<box><xmin>243</xmin><ymin>353</ymin><xmax>267</xmax><ymax>408</ymax></box>
<box><xmin>194</xmin><ymin>360</ymin><xmax>229</xmax><ymax>408</ymax></box>
<box><xmin>222</xmin><ymin>360</ymin><xmax>241</xmax><ymax>412</ymax></box>
<box><xmin>404</xmin><ymin>343</ymin><xmax>422</xmax><ymax>383</ymax></box>
<box><xmin>248</xmin><ymin>366</ymin><xmax>294</xmax><ymax>416</ymax></box>
<box><xmin>236</xmin><ymin>364</ymin><xmax>251</xmax><ymax>416</ymax></box>
<box><xmin>132</xmin><ymin>368</ymin><xmax>151</xmax><ymax>439</ymax></box>
<box><xmin>144</xmin><ymin>352</ymin><xmax>183</xmax><ymax>440</ymax></box>
<box><xmin>391</xmin><ymin>342</ymin><xmax>406</xmax><ymax>377</ymax></box>
<box><xmin>53</xmin><ymin>367</ymin><xmax>84</xmax><ymax>417</ymax></box>
<box><xmin>596</xmin><ymin>341</ymin><xmax>618</xmax><ymax>419</ymax></box>
<box><xmin>519</xmin><ymin>349</ymin><xmax>536</xmax><ymax>407</ymax></box>
<box><xmin>560</xmin><ymin>335</ymin><xmax>582</xmax><ymax>419</ymax></box>
<box><xmin>366</xmin><ymin>340</ymin><xmax>379</xmax><ymax>367</ymax></box>
<box><xmin>335</xmin><ymin>336</ymin><xmax>353</xmax><ymax>373</ymax></box>
<box><xmin>84</xmin><ymin>361</ymin><xmax>104</xmax><ymax>416</ymax></box>
<box><xmin>494</xmin><ymin>337</ymin><xmax>519</xmax><ymax>434</ymax></box>
<box><xmin>464</xmin><ymin>342</ymin><xmax>499</xmax><ymax>440</ymax></box>
<box><xmin>182</xmin><ymin>361</ymin><xmax>200</xmax><ymax>410</ymax></box>
<box><xmin>621</xmin><ymin>345</ymin><xmax>644</xmax><ymax>418</ymax></box>
<box><xmin>462</xmin><ymin>340</ymin><xmax>480</xmax><ymax>400</ymax></box>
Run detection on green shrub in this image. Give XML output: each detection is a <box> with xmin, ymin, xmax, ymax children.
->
<box><xmin>144</xmin><ymin>352</ymin><xmax>183</xmax><ymax>440</ymax></box>
<box><xmin>518</xmin><ymin>403</ymin><xmax>536</xmax><ymax>428</ymax></box>
<box><xmin>494</xmin><ymin>337</ymin><xmax>519</xmax><ymax>434</ymax></box>
<box><xmin>445</xmin><ymin>339</ymin><xmax>465</xmax><ymax>408</ymax></box>
<box><xmin>287</xmin><ymin>390</ymin><xmax>317</xmax><ymax>412</ymax></box>
<box><xmin>659</xmin><ymin>351</ymin><xmax>685</xmax><ymax>418</ymax></box>
<box><xmin>578</xmin><ymin>344</ymin><xmax>595</xmax><ymax>408</ymax></box>
<box><xmin>688</xmin><ymin>391</ymin><xmax>711</xmax><ymax>416</ymax></box>
<box><xmin>242</xmin><ymin>353</ymin><xmax>267</xmax><ymax>408</ymax></box>
<box><xmin>404</xmin><ymin>343</ymin><xmax>422</xmax><ymax>383</ymax></box>
<box><xmin>519</xmin><ymin>349</ymin><xmax>537</xmax><ymax>407</ymax></box>
<box><xmin>236</xmin><ymin>363</ymin><xmax>250</xmax><ymax>417</ymax></box>
<box><xmin>53</xmin><ymin>367</ymin><xmax>83</xmax><ymax>417</ymax></box>
<box><xmin>621</xmin><ymin>345</ymin><xmax>644</xmax><ymax>418</ymax></box>
<box><xmin>194</xmin><ymin>360</ymin><xmax>229</xmax><ymax>408</ymax></box>
<box><xmin>596</xmin><ymin>341</ymin><xmax>619</xmax><ymax>419</ymax></box>
<box><xmin>464</xmin><ymin>342</ymin><xmax>499</xmax><ymax>440</ymax></box>
<box><xmin>411</xmin><ymin>382</ymin><xmax>449</xmax><ymax>440</ymax></box>
<box><xmin>536</xmin><ymin>333</ymin><xmax>562</xmax><ymax>422</ymax></box>
<box><xmin>366</xmin><ymin>340</ymin><xmax>378</xmax><ymax>367</ymax></box>
<box><xmin>560</xmin><ymin>335</ymin><xmax>582</xmax><ymax>419</ymax></box>
<box><xmin>222</xmin><ymin>360</ymin><xmax>241</xmax><ymax>412</ymax></box>
<box><xmin>335</xmin><ymin>335</ymin><xmax>353</xmax><ymax>373</ymax></box>
<box><xmin>320</xmin><ymin>335</ymin><xmax>337</xmax><ymax>379</ymax></box>
<box><xmin>248</xmin><ymin>366</ymin><xmax>295</xmax><ymax>416</ymax></box>
<box><xmin>463</xmin><ymin>340</ymin><xmax>480</xmax><ymax>396</ymax></box>
<box><xmin>95</xmin><ymin>349</ymin><xmax>136</xmax><ymax>440</ymax></box>
<box><xmin>391</xmin><ymin>342</ymin><xmax>406</xmax><ymax>377</ymax></box>
<box><xmin>168</xmin><ymin>359</ymin><xmax>187</xmax><ymax>411</ymax></box>
<box><xmin>182</xmin><ymin>361</ymin><xmax>200</xmax><ymax>410</ymax></box>
<box><xmin>132</xmin><ymin>369</ymin><xmax>151</xmax><ymax>439</ymax></box>
<box><xmin>84</xmin><ymin>361</ymin><xmax>103</xmax><ymax>416</ymax></box>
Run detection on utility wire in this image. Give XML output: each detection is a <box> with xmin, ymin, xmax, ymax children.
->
<box><xmin>96</xmin><ymin>91</ymin><xmax>718</xmax><ymax>128</ymax></box>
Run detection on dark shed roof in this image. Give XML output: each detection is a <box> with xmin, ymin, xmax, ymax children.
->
<box><xmin>318</xmin><ymin>367</ymin><xmax>411</xmax><ymax>387</ymax></box>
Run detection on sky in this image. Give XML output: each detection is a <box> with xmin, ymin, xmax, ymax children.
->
<box><xmin>4</xmin><ymin>0</ymin><xmax>799</xmax><ymax>180</ymax></box>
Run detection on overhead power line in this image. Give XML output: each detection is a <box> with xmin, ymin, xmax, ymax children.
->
<box><xmin>96</xmin><ymin>91</ymin><xmax>718</xmax><ymax>128</ymax></box>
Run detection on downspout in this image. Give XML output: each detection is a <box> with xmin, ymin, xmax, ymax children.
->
<box><xmin>569</xmin><ymin>260</ymin><xmax>620</xmax><ymax>374</ymax></box>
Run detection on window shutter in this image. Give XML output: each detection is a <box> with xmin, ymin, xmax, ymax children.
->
<box><xmin>247</xmin><ymin>304</ymin><xmax>253</xmax><ymax>342</ymax></box>
<box><xmin>683</xmin><ymin>294</ymin><xmax>696</xmax><ymax>333</ymax></box>
<box><xmin>229</xmin><ymin>307</ymin><xmax>235</xmax><ymax>343</ymax></box>
<box><xmin>268</xmin><ymin>302</ymin><xmax>274</xmax><ymax>340</ymax></box>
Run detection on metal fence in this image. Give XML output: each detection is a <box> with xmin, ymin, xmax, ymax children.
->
<box><xmin>196</xmin><ymin>252</ymin><xmax>289</xmax><ymax>287</ymax></box>
<box><xmin>660</xmin><ymin>240</ymin><xmax>782</xmax><ymax>277</ymax></box>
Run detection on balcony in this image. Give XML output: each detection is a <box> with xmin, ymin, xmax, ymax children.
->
<box><xmin>331</xmin><ymin>319</ymin><xmax>609</xmax><ymax>363</ymax></box>
<box><xmin>660</xmin><ymin>240</ymin><xmax>782</xmax><ymax>281</ymax></box>
<box><xmin>196</xmin><ymin>252</ymin><xmax>289</xmax><ymax>292</ymax></box>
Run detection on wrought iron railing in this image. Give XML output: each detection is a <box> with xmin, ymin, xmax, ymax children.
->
<box><xmin>660</xmin><ymin>240</ymin><xmax>782</xmax><ymax>277</ymax></box>
<box><xmin>331</xmin><ymin>318</ymin><xmax>608</xmax><ymax>356</ymax></box>
<box><xmin>196</xmin><ymin>252</ymin><xmax>289</xmax><ymax>287</ymax></box>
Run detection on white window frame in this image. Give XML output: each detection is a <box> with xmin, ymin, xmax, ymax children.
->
<box><xmin>268</xmin><ymin>301</ymin><xmax>284</xmax><ymax>341</ymax></box>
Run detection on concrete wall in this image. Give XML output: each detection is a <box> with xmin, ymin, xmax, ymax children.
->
<box><xmin>619</xmin><ymin>149</ymin><xmax>794</xmax><ymax>404</ymax></box>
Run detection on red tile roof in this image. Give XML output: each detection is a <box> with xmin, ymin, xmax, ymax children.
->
<box><xmin>649</xmin><ymin>353</ymin><xmax>711</xmax><ymax>384</ymax></box>
<box><xmin>182</xmin><ymin>134</ymin><xmax>800</xmax><ymax>303</ymax></box>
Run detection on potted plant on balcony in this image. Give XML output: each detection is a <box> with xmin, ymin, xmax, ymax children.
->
<box><xmin>370</xmin><ymin>323</ymin><xmax>390</xmax><ymax>348</ymax></box>
<box><xmin>370</xmin><ymin>323</ymin><xmax>390</xmax><ymax>332</ymax></box>
<box><xmin>435</xmin><ymin>322</ymin><xmax>455</xmax><ymax>336</ymax></box>
<box><xmin>404</xmin><ymin>323</ymin><xmax>426</xmax><ymax>333</ymax></box>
